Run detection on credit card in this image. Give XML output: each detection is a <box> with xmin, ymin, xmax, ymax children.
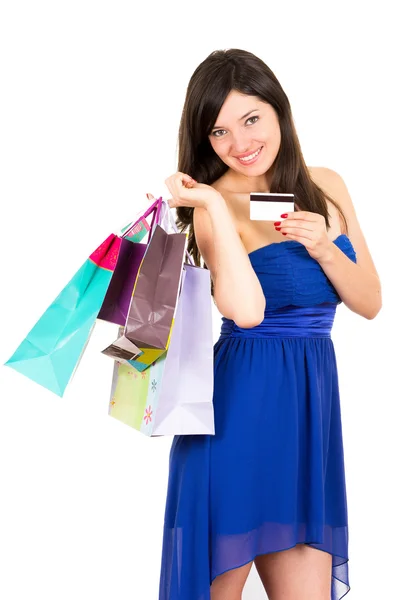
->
<box><xmin>250</xmin><ymin>193</ymin><xmax>295</xmax><ymax>221</ymax></box>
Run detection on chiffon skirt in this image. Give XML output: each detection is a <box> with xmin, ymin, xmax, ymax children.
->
<box><xmin>159</xmin><ymin>303</ymin><xmax>350</xmax><ymax>600</ymax></box>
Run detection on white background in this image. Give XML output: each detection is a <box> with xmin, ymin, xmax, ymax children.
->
<box><xmin>0</xmin><ymin>1</ymin><xmax>395</xmax><ymax>598</ymax></box>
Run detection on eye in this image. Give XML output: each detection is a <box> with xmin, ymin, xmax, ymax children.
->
<box><xmin>212</xmin><ymin>129</ymin><xmax>226</xmax><ymax>138</ymax></box>
<box><xmin>211</xmin><ymin>115</ymin><xmax>259</xmax><ymax>138</ymax></box>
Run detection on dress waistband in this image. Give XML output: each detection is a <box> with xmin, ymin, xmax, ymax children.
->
<box><xmin>219</xmin><ymin>303</ymin><xmax>337</xmax><ymax>339</ymax></box>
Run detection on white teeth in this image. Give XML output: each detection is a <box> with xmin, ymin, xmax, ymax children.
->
<box><xmin>238</xmin><ymin>147</ymin><xmax>262</xmax><ymax>161</ymax></box>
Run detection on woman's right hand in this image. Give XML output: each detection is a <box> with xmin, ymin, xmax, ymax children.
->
<box><xmin>164</xmin><ymin>172</ymin><xmax>221</xmax><ymax>210</ymax></box>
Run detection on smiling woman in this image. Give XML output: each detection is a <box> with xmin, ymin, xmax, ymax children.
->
<box><xmin>175</xmin><ymin>60</ymin><xmax>350</xmax><ymax>278</ymax></box>
<box><xmin>156</xmin><ymin>47</ymin><xmax>381</xmax><ymax>600</ymax></box>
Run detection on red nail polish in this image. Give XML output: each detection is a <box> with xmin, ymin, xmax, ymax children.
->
<box><xmin>281</xmin><ymin>213</ymin><xmax>288</xmax><ymax>218</ymax></box>
<box><xmin>282</xmin><ymin>232</ymin><xmax>287</xmax><ymax>236</ymax></box>
<box><xmin>275</xmin><ymin>227</ymin><xmax>281</xmax><ymax>231</ymax></box>
<box><xmin>274</xmin><ymin>221</ymin><xmax>281</xmax><ymax>226</ymax></box>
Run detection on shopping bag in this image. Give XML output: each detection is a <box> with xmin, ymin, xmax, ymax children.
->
<box><xmin>97</xmin><ymin>197</ymin><xmax>162</xmax><ymax>326</ymax></box>
<box><xmin>102</xmin><ymin>223</ymin><xmax>188</xmax><ymax>371</ymax></box>
<box><xmin>5</xmin><ymin>234</ymin><xmax>122</xmax><ymax>397</ymax></box>
<box><xmin>108</xmin><ymin>262</ymin><xmax>214</xmax><ymax>436</ymax></box>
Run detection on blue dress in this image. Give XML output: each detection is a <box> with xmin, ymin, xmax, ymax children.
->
<box><xmin>159</xmin><ymin>234</ymin><xmax>356</xmax><ymax>600</ymax></box>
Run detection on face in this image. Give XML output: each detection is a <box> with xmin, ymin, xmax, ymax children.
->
<box><xmin>208</xmin><ymin>90</ymin><xmax>281</xmax><ymax>186</ymax></box>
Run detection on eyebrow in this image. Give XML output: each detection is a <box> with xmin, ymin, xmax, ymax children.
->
<box><xmin>213</xmin><ymin>109</ymin><xmax>259</xmax><ymax>130</ymax></box>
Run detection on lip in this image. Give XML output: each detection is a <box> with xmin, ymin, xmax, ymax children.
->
<box><xmin>234</xmin><ymin>146</ymin><xmax>263</xmax><ymax>159</ymax></box>
<box><xmin>235</xmin><ymin>146</ymin><xmax>263</xmax><ymax>165</ymax></box>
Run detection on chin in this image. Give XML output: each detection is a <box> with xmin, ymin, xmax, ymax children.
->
<box><xmin>238</xmin><ymin>159</ymin><xmax>268</xmax><ymax>175</ymax></box>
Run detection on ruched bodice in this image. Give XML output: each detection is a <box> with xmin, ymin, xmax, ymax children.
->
<box><xmin>246</xmin><ymin>233</ymin><xmax>357</xmax><ymax>309</ymax></box>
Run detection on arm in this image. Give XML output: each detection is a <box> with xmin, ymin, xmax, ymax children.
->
<box><xmin>317</xmin><ymin>169</ymin><xmax>382</xmax><ymax>320</ymax></box>
<box><xmin>194</xmin><ymin>194</ymin><xmax>266</xmax><ymax>328</ymax></box>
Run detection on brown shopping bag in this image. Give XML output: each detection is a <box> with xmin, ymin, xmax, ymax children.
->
<box><xmin>102</xmin><ymin>224</ymin><xmax>187</xmax><ymax>371</ymax></box>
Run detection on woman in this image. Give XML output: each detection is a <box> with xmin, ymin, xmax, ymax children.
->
<box><xmin>154</xmin><ymin>49</ymin><xmax>381</xmax><ymax>600</ymax></box>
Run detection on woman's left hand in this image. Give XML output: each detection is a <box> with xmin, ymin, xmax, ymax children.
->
<box><xmin>276</xmin><ymin>210</ymin><xmax>334</xmax><ymax>262</ymax></box>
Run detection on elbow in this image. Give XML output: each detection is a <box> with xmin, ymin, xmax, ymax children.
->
<box><xmin>234</xmin><ymin>316</ymin><xmax>264</xmax><ymax>329</ymax></box>
<box><xmin>365</xmin><ymin>291</ymin><xmax>383</xmax><ymax>320</ymax></box>
<box><xmin>366</xmin><ymin>301</ymin><xmax>383</xmax><ymax>320</ymax></box>
<box><xmin>233</xmin><ymin>303</ymin><xmax>266</xmax><ymax>330</ymax></box>
<box><xmin>214</xmin><ymin>287</ymin><xmax>266</xmax><ymax>329</ymax></box>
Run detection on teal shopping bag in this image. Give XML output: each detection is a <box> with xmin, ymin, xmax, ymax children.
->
<box><xmin>5</xmin><ymin>234</ymin><xmax>122</xmax><ymax>397</ymax></box>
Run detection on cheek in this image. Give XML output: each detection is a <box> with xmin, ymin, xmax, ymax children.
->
<box><xmin>260</xmin><ymin>126</ymin><xmax>280</xmax><ymax>154</ymax></box>
<box><xmin>258</xmin><ymin>125</ymin><xmax>273</xmax><ymax>143</ymax></box>
<box><xmin>210</xmin><ymin>138</ymin><xmax>230</xmax><ymax>158</ymax></box>
<box><xmin>269</xmin><ymin>120</ymin><xmax>281</xmax><ymax>142</ymax></box>
<box><xmin>209</xmin><ymin>137</ymin><xmax>219</xmax><ymax>153</ymax></box>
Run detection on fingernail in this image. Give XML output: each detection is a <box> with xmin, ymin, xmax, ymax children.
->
<box><xmin>274</xmin><ymin>221</ymin><xmax>281</xmax><ymax>226</ymax></box>
<box><xmin>275</xmin><ymin>227</ymin><xmax>281</xmax><ymax>231</ymax></box>
<box><xmin>280</xmin><ymin>213</ymin><xmax>288</xmax><ymax>218</ymax></box>
<box><xmin>282</xmin><ymin>232</ymin><xmax>287</xmax><ymax>236</ymax></box>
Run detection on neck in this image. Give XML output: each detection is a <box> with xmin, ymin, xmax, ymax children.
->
<box><xmin>225</xmin><ymin>164</ymin><xmax>274</xmax><ymax>193</ymax></box>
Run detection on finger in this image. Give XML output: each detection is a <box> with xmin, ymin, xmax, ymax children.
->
<box><xmin>164</xmin><ymin>172</ymin><xmax>196</xmax><ymax>207</ymax></box>
<box><xmin>278</xmin><ymin>220</ymin><xmax>315</xmax><ymax>231</ymax></box>
<box><xmin>281</xmin><ymin>233</ymin><xmax>316</xmax><ymax>250</ymax></box>
<box><xmin>176</xmin><ymin>172</ymin><xmax>196</xmax><ymax>187</ymax></box>
<box><xmin>282</xmin><ymin>233</ymin><xmax>308</xmax><ymax>245</ymax></box>
<box><xmin>280</xmin><ymin>227</ymin><xmax>316</xmax><ymax>240</ymax></box>
<box><xmin>169</xmin><ymin>178</ymin><xmax>192</xmax><ymax>201</ymax></box>
<box><xmin>282</xmin><ymin>211</ymin><xmax>319</xmax><ymax>222</ymax></box>
<box><xmin>166</xmin><ymin>173</ymin><xmax>187</xmax><ymax>188</ymax></box>
<box><xmin>167</xmin><ymin>198</ymin><xmax>176</xmax><ymax>209</ymax></box>
<box><xmin>179</xmin><ymin>177</ymin><xmax>195</xmax><ymax>189</ymax></box>
<box><xmin>176</xmin><ymin>171</ymin><xmax>195</xmax><ymax>181</ymax></box>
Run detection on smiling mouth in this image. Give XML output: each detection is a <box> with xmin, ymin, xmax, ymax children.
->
<box><xmin>235</xmin><ymin>146</ymin><xmax>263</xmax><ymax>163</ymax></box>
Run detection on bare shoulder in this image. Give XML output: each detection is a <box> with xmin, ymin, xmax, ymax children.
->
<box><xmin>308</xmin><ymin>165</ymin><xmax>357</xmax><ymax>234</ymax></box>
<box><xmin>308</xmin><ymin>166</ymin><xmax>344</xmax><ymax>228</ymax></box>
<box><xmin>308</xmin><ymin>165</ymin><xmax>345</xmax><ymax>193</ymax></box>
<box><xmin>309</xmin><ymin>165</ymin><xmax>354</xmax><ymax>209</ymax></box>
<box><xmin>309</xmin><ymin>166</ymin><xmax>380</xmax><ymax>278</ymax></box>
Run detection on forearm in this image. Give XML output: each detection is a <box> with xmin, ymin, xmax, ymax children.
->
<box><xmin>206</xmin><ymin>195</ymin><xmax>266</xmax><ymax>328</ymax></box>
<box><xmin>318</xmin><ymin>243</ymin><xmax>382</xmax><ymax>319</ymax></box>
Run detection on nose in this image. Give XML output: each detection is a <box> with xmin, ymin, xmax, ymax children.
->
<box><xmin>230</xmin><ymin>131</ymin><xmax>252</xmax><ymax>154</ymax></box>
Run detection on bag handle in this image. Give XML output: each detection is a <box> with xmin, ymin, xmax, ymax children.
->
<box><xmin>118</xmin><ymin>196</ymin><xmax>195</xmax><ymax>266</ymax></box>
<box><xmin>146</xmin><ymin>197</ymin><xmax>163</xmax><ymax>243</ymax></box>
<box><xmin>120</xmin><ymin>197</ymin><xmax>162</xmax><ymax>241</ymax></box>
<box><xmin>159</xmin><ymin>199</ymin><xmax>195</xmax><ymax>266</ymax></box>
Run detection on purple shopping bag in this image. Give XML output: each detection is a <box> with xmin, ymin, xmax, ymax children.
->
<box><xmin>97</xmin><ymin>197</ymin><xmax>162</xmax><ymax>326</ymax></box>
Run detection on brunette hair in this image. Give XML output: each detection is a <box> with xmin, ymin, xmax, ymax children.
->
<box><xmin>175</xmin><ymin>48</ymin><xmax>348</xmax><ymax>269</ymax></box>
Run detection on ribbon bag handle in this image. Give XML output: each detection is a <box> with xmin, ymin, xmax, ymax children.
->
<box><xmin>159</xmin><ymin>199</ymin><xmax>195</xmax><ymax>266</ymax></box>
<box><xmin>120</xmin><ymin>196</ymin><xmax>163</xmax><ymax>242</ymax></box>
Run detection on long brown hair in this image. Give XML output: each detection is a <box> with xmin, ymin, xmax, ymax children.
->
<box><xmin>175</xmin><ymin>48</ymin><xmax>348</xmax><ymax>269</ymax></box>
